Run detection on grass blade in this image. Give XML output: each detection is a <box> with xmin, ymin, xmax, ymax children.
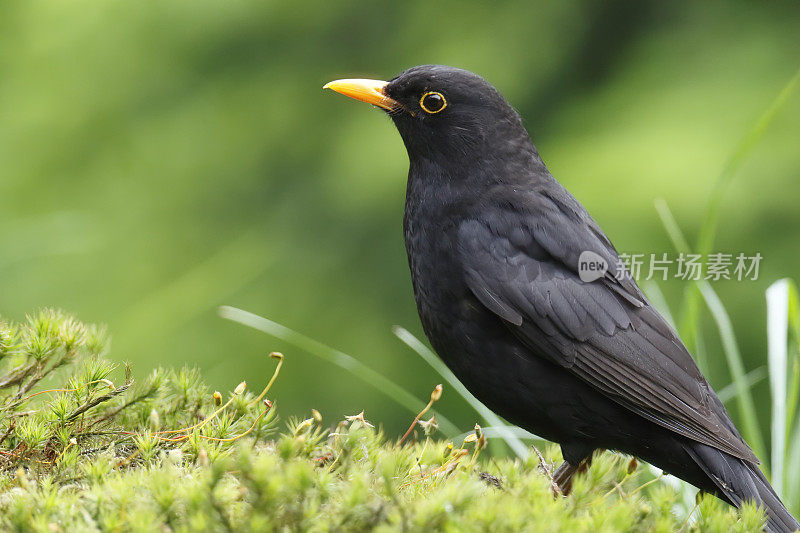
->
<box><xmin>696</xmin><ymin>66</ymin><xmax>800</xmax><ymax>257</ymax></box>
<box><xmin>392</xmin><ymin>325</ymin><xmax>531</xmax><ymax>459</ymax></box>
<box><xmin>787</xmin><ymin>435</ymin><xmax>800</xmax><ymax>514</ymax></box>
<box><xmin>766</xmin><ymin>279</ymin><xmax>790</xmax><ymax>496</ymax></box>
<box><xmin>653</xmin><ymin>198</ymin><xmax>704</xmax><ymax>359</ymax></box>
<box><xmin>218</xmin><ymin>306</ymin><xmax>461</xmax><ymax>437</ymax></box>
<box><xmin>783</xmin><ymin>281</ymin><xmax>800</xmax><ymax>444</ymax></box>
<box><xmin>453</xmin><ymin>426</ymin><xmax>540</xmax><ymax>443</ymax></box>
<box><xmin>677</xmin><ymin>66</ymin><xmax>800</xmax><ymax>361</ymax></box>
<box><xmin>642</xmin><ymin>281</ymin><xmax>676</xmax><ymax>328</ymax></box>
<box><xmin>716</xmin><ymin>366</ymin><xmax>767</xmax><ymax>404</ymax></box>
<box><xmin>701</xmin><ymin>284</ymin><xmax>767</xmax><ymax>462</ymax></box>
<box><xmin>778</xmin><ymin>279</ymin><xmax>800</xmax><ymax>512</ymax></box>
<box><xmin>654</xmin><ymin>199</ymin><xmax>767</xmax><ymax>463</ymax></box>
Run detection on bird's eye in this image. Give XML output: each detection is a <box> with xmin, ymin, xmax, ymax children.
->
<box><xmin>420</xmin><ymin>92</ymin><xmax>447</xmax><ymax>114</ymax></box>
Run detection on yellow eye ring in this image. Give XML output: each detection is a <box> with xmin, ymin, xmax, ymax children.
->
<box><xmin>420</xmin><ymin>91</ymin><xmax>447</xmax><ymax>114</ymax></box>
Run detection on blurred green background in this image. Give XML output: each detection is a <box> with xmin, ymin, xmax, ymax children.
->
<box><xmin>1</xmin><ymin>0</ymin><xmax>799</xmax><ymax>436</ymax></box>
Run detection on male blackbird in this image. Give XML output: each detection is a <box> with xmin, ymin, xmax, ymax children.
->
<box><xmin>324</xmin><ymin>65</ymin><xmax>799</xmax><ymax>532</ymax></box>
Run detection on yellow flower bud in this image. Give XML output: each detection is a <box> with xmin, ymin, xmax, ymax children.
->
<box><xmin>431</xmin><ymin>384</ymin><xmax>443</xmax><ymax>402</ymax></box>
<box><xmin>443</xmin><ymin>442</ymin><xmax>454</xmax><ymax>458</ymax></box>
<box><xmin>294</xmin><ymin>418</ymin><xmax>313</xmax><ymax>437</ymax></box>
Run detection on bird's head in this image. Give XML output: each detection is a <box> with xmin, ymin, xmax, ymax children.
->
<box><xmin>324</xmin><ymin>65</ymin><xmax>532</xmax><ymax>165</ymax></box>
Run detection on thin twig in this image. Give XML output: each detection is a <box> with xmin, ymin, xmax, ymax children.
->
<box><xmin>397</xmin><ymin>385</ymin><xmax>442</xmax><ymax>447</ymax></box>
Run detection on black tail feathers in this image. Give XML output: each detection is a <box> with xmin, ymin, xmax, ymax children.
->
<box><xmin>685</xmin><ymin>443</ymin><xmax>799</xmax><ymax>533</ymax></box>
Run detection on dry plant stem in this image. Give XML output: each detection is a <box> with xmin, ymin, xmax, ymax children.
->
<box><xmin>1</xmin><ymin>378</ymin><xmax>117</xmax><ymax>418</ymax></box>
<box><xmin>532</xmin><ymin>445</ymin><xmax>561</xmax><ymax>496</ymax></box>
<box><xmin>469</xmin><ymin>441</ymin><xmax>483</xmax><ymax>466</ymax></box>
<box><xmin>11</xmin><ymin>353</ymin><xmax>73</xmax><ymax>401</ymax></box>
<box><xmin>250</xmin><ymin>352</ymin><xmax>283</xmax><ymax>407</ymax></box>
<box><xmin>116</xmin><ymin>449</ymin><xmax>140</xmax><ymax>468</ymax></box>
<box><xmin>628</xmin><ymin>471</ymin><xmax>665</xmax><ymax>497</ymax></box>
<box><xmin>0</xmin><ymin>449</ymin><xmax>53</xmax><ymax>465</ymax></box>
<box><xmin>679</xmin><ymin>500</ymin><xmax>701</xmax><ymax>531</ymax></box>
<box><xmin>0</xmin><ymin>421</ymin><xmax>14</xmax><ymax>446</ymax></box>
<box><xmin>407</xmin><ymin>437</ymin><xmax>431</xmax><ymax>476</ymax></box>
<box><xmin>603</xmin><ymin>471</ymin><xmax>634</xmax><ymax>499</ymax></box>
<box><xmin>52</xmin><ymin>439</ymin><xmax>77</xmax><ymax>464</ymax></box>
<box><xmin>397</xmin><ymin>385</ymin><xmax>441</xmax><ymax>447</ymax></box>
<box><xmin>398</xmin><ymin>404</ymin><xmax>432</xmax><ymax>447</ymax></box>
<box><xmin>16</xmin><ymin>379</ymin><xmax>113</xmax><ymax>404</ymax></box>
<box><xmin>0</xmin><ymin>361</ymin><xmax>40</xmax><ymax>389</ymax></box>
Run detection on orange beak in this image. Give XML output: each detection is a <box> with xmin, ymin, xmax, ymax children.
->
<box><xmin>323</xmin><ymin>78</ymin><xmax>399</xmax><ymax>111</ymax></box>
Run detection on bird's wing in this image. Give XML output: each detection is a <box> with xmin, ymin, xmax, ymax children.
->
<box><xmin>457</xmin><ymin>189</ymin><xmax>757</xmax><ymax>463</ymax></box>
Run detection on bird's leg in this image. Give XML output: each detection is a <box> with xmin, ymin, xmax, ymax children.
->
<box><xmin>552</xmin><ymin>444</ymin><xmax>596</xmax><ymax>496</ymax></box>
<box><xmin>552</xmin><ymin>461</ymin><xmax>579</xmax><ymax>496</ymax></box>
<box><xmin>577</xmin><ymin>454</ymin><xmax>593</xmax><ymax>474</ymax></box>
<box><xmin>552</xmin><ymin>454</ymin><xmax>594</xmax><ymax>496</ymax></box>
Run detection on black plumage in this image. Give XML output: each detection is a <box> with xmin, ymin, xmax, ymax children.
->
<box><xmin>325</xmin><ymin>65</ymin><xmax>798</xmax><ymax>532</ymax></box>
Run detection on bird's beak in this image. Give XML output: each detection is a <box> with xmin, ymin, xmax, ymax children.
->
<box><xmin>323</xmin><ymin>78</ymin><xmax>399</xmax><ymax>112</ymax></box>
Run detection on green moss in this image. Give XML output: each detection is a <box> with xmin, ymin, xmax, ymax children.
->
<box><xmin>0</xmin><ymin>311</ymin><xmax>763</xmax><ymax>531</ymax></box>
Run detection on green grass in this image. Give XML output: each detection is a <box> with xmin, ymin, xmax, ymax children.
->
<box><xmin>765</xmin><ymin>279</ymin><xmax>800</xmax><ymax>511</ymax></box>
<box><xmin>0</xmin><ymin>310</ymin><xmax>768</xmax><ymax>531</ymax></box>
<box><xmin>644</xmin><ymin>65</ymin><xmax>800</xmax><ymax>511</ymax></box>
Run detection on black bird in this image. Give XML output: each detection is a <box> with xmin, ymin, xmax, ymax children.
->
<box><xmin>324</xmin><ymin>65</ymin><xmax>799</xmax><ymax>532</ymax></box>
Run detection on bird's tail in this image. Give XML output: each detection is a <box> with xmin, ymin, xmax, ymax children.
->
<box><xmin>684</xmin><ymin>443</ymin><xmax>799</xmax><ymax>533</ymax></box>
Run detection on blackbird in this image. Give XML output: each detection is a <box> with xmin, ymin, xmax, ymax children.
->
<box><xmin>324</xmin><ymin>65</ymin><xmax>798</xmax><ymax>532</ymax></box>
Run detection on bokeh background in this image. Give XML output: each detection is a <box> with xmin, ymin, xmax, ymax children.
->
<box><xmin>1</xmin><ymin>0</ymin><xmax>799</xmax><ymax>437</ymax></box>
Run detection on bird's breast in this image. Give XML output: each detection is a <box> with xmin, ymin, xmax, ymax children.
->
<box><xmin>403</xmin><ymin>193</ymin><xmax>484</xmax><ymax>360</ymax></box>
